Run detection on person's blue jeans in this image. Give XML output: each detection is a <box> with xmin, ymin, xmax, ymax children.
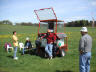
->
<box><xmin>14</xmin><ymin>46</ymin><xmax>18</xmax><ymax>58</ymax></box>
<box><xmin>45</xmin><ymin>44</ymin><xmax>53</xmax><ymax>57</ymax></box>
<box><xmin>22</xmin><ymin>47</ymin><xmax>27</xmax><ymax>54</ymax></box>
<box><xmin>22</xmin><ymin>48</ymin><xmax>25</xmax><ymax>54</ymax></box>
<box><xmin>79</xmin><ymin>52</ymin><xmax>91</xmax><ymax>72</ymax></box>
<box><xmin>22</xmin><ymin>43</ymin><xmax>30</xmax><ymax>54</ymax></box>
<box><xmin>22</xmin><ymin>45</ymin><xmax>28</xmax><ymax>54</ymax></box>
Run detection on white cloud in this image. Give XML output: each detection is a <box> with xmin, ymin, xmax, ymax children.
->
<box><xmin>64</xmin><ymin>16</ymin><xmax>90</xmax><ymax>22</ymax></box>
<box><xmin>91</xmin><ymin>1</ymin><xmax>96</xmax><ymax>6</ymax></box>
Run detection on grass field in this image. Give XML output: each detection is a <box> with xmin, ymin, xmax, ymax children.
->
<box><xmin>0</xmin><ymin>24</ymin><xmax>96</xmax><ymax>72</ymax></box>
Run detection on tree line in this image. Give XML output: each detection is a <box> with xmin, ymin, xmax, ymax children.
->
<box><xmin>0</xmin><ymin>20</ymin><xmax>96</xmax><ymax>27</ymax></box>
<box><xmin>65</xmin><ymin>20</ymin><xmax>96</xmax><ymax>27</ymax></box>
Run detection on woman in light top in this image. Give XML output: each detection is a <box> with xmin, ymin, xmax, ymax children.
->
<box><xmin>12</xmin><ymin>31</ymin><xmax>18</xmax><ymax>60</ymax></box>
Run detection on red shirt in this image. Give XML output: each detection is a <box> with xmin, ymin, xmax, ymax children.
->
<box><xmin>42</xmin><ymin>33</ymin><xmax>59</xmax><ymax>44</ymax></box>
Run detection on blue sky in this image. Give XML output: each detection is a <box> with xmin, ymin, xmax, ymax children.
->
<box><xmin>0</xmin><ymin>0</ymin><xmax>96</xmax><ymax>23</ymax></box>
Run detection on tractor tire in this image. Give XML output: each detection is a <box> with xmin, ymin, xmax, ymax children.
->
<box><xmin>60</xmin><ymin>49</ymin><xmax>65</xmax><ymax>57</ymax></box>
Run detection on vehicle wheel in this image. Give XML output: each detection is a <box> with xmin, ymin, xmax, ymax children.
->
<box><xmin>60</xmin><ymin>49</ymin><xmax>65</xmax><ymax>57</ymax></box>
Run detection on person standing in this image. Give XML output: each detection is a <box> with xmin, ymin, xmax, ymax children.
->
<box><xmin>12</xmin><ymin>31</ymin><xmax>18</xmax><ymax>60</ymax></box>
<box><xmin>79</xmin><ymin>27</ymin><xmax>92</xmax><ymax>72</ymax></box>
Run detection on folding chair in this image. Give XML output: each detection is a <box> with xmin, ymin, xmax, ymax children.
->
<box><xmin>7</xmin><ymin>44</ymin><xmax>13</xmax><ymax>52</ymax></box>
<box><xmin>19</xmin><ymin>43</ymin><xmax>24</xmax><ymax>51</ymax></box>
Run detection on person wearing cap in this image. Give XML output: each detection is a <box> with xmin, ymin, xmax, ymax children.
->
<box><xmin>22</xmin><ymin>37</ymin><xmax>32</xmax><ymax>55</ymax></box>
<box><xmin>41</xmin><ymin>29</ymin><xmax>59</xmax><ymax>59</ymax></box>
<box><xmin>12</xmin><ymin>31</ymin><xmax>18</xmax><ymax>60</ymax></box>
<box><xmin>79</xmin><ymin>27</ymin><xmax>92</xmax><ymax>72</ymax></box>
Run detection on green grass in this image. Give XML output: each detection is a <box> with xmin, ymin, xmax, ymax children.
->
<box><xmin>0</xmin><ymin>24</ymin><xmax>96</xmax><ymax>72</ymax></box>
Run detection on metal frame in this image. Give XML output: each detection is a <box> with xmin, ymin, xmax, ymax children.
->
<box><xmin>34</xmin><ymin>7</ymin><xmax>68</xmax><ymax>51</ymax></box>
<box><xmin>34</xmin><ymin>7</ymin><xmax>58</xmax><ymax>34</ymax></box>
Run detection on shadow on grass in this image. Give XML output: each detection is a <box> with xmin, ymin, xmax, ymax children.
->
<box><xmin>7</xmin><ymin>55</ymin><xmax>13</xmax><ymax>59</ymax></box>
<box><xmin>26</xmin><ymin>48</ymin><xmax>36</xmax><ymax>55</ymax></box>
<box><xmin>19</xmin><ymin>48</ymin><xmax>36</xmax><ymax>55</ymax></box>
<box><xmin>29</xmin><ymin>48</ymin><xmax>62</xmax><ymax>59</ymax></box>
<box><xmin>56</xmin><ymin>70</ymin><xmax>73</xmax><ymax>72</ymax></box>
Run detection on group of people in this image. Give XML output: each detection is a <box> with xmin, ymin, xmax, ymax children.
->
<box><xmin>12</xmin><ymin>27</ymin><xmax>92</xmax><ymax>72</ymax></box>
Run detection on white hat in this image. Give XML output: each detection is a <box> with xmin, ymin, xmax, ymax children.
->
<box><xmin>26</xmin><ymin>37</ymin><xmax>29</xmax><ymax>40</ymax></box>
<box><xmin>50</xmin><ymin>30</ymin><xmax>54</xmax><ymax>32</ymax></box>
<box><xmin>80</xmin><ymin>27</ymin><xmax>88</xmax><ymax>32</ymax></box>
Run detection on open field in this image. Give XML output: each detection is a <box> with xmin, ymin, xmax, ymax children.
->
<box><xmin>0</xmin><ymin>24</ymin><xmax>96</xmax><ymax>72</ymax></box>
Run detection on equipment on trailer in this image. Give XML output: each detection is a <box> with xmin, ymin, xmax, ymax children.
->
<box><xmin>34</xmin><ymin>7</ymin><xmax>68</xmax><ymax>57</ymax></box>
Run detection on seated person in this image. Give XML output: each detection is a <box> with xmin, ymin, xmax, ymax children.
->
<box><xmin>22</xmin><ymin>37</ymin><xmax>32</xmax><ymax>55</ymax></box>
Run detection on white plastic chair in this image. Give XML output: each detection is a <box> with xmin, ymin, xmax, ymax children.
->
<box><xmin>19</xmin><ymin>43</ymin><xmax>24</xmax><ymax>51</ymax></box>
<box><xmin>7</xmin><ymin>45</ymin><xmax>13</xmax><ymax>52</ymax></box>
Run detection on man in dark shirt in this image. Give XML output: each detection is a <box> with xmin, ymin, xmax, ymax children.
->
<box><xmin>22</xmin><ymin>37</ymin><xmax>32</xmax><ymax>55</ymax></box>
